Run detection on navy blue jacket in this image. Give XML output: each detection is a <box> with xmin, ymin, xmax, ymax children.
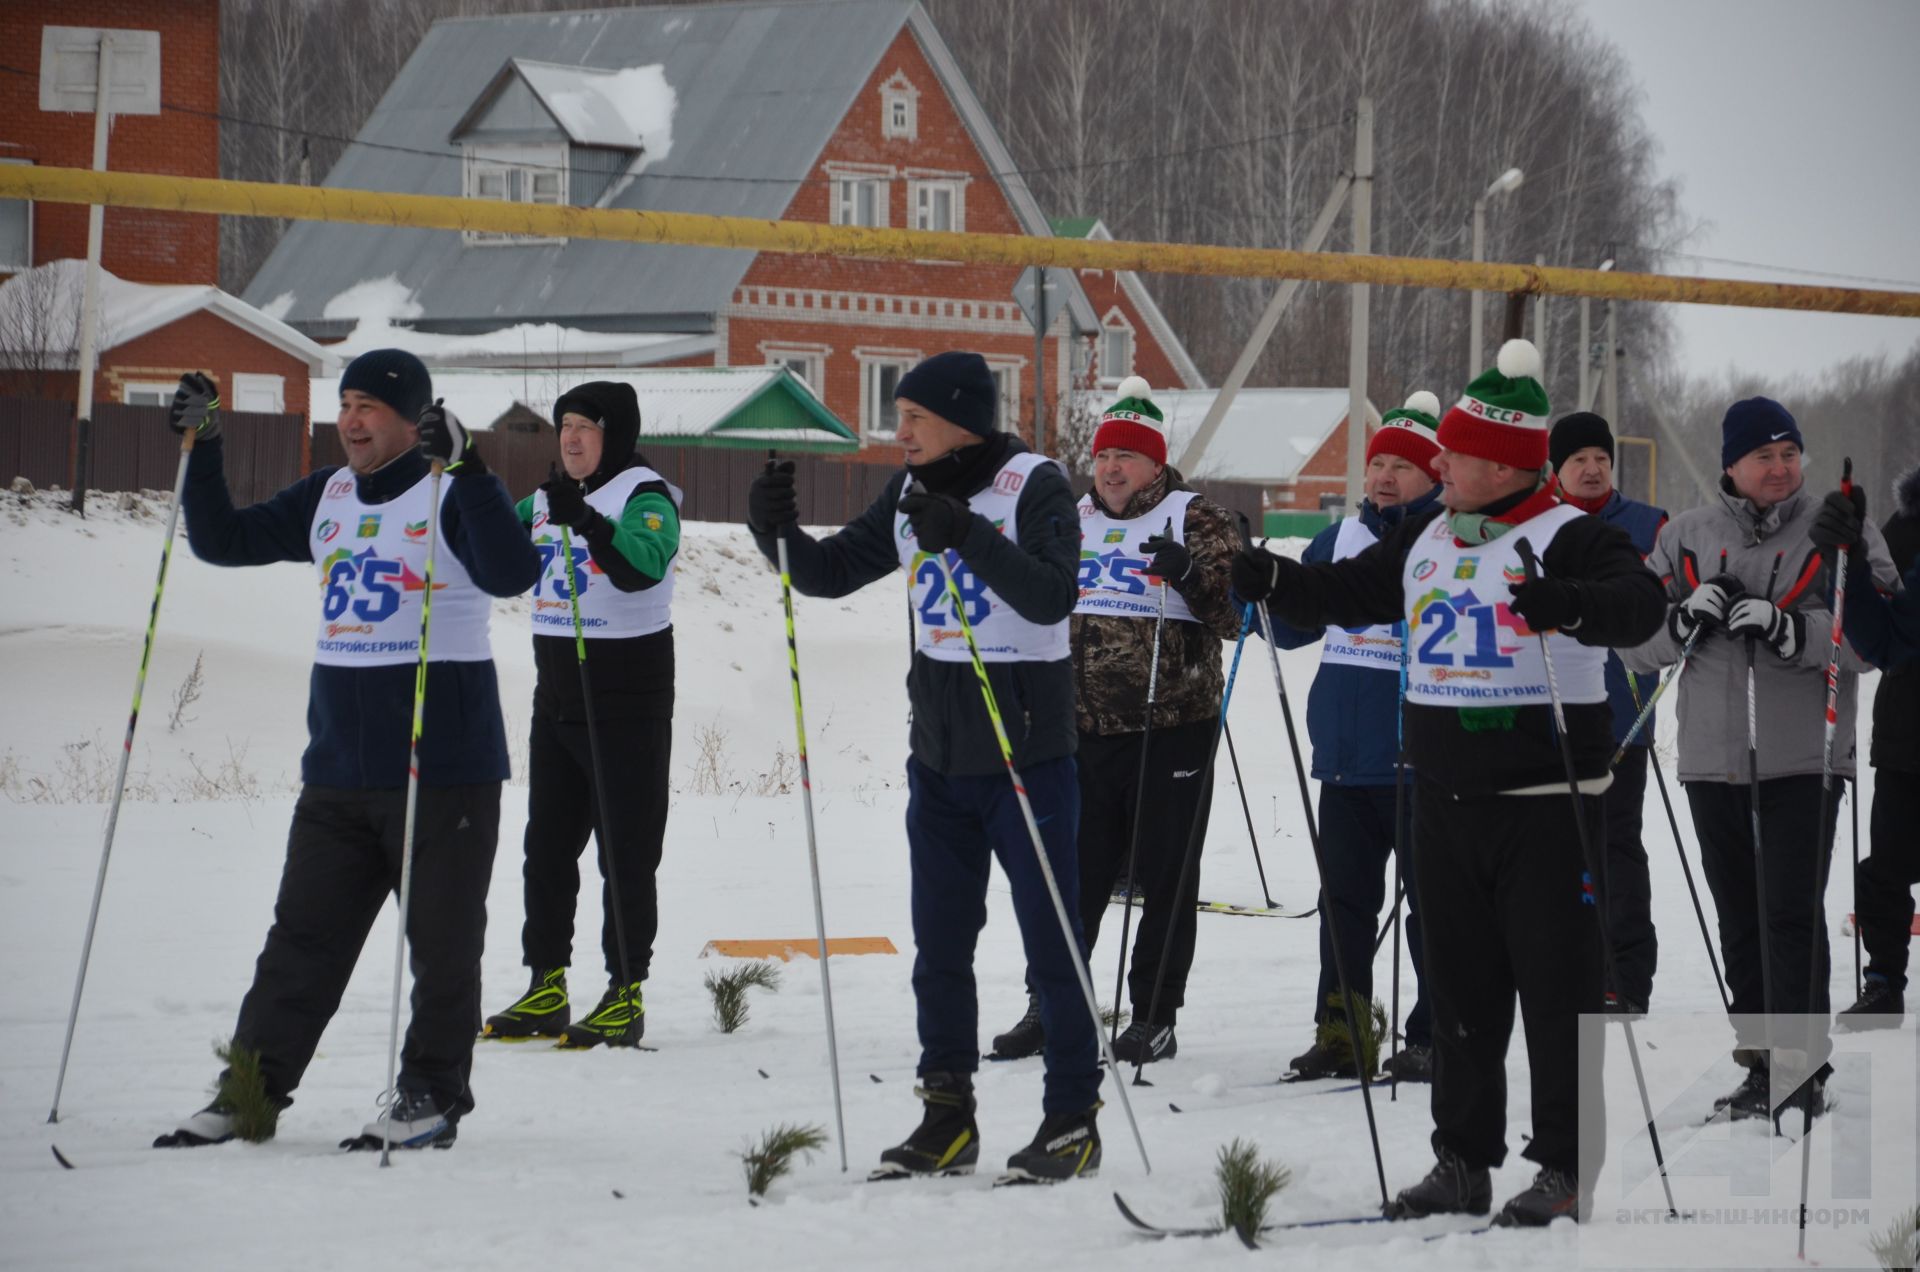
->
<box><xmin>182</xmin><ymin>440</ymin><xmax>542</xmax><ymax>788</ymax></box>
<box><xmin>1265</xmin><ymin>486</ymin><xmax>1441</xmax><ymax>787</ymax></box>
<box><xmin>1588</xmin><ymin>491</ymin><xmax>1668</xmax><ymax>747</ymax></box>
<box><xmin>1844</xmin><ymin>465</ymin><xmax>1920</xmax><ymax>772</ymax></box>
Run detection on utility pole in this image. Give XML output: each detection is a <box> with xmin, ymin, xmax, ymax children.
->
<box><xmin>1533</xmin><ymin>253</ymin><xmax>1547</xmax><ymax>358</ymax></box>
<box><xmin>69</xmin><ymin>31</ymin><xmax>116</xmax><ymax>518</ymax></box>
<box><xmin>1344</xmin><ymin>97</ymin><xmax>1373</xmax><ymax>513</ymax></box>
<box><xmin>1468</xmin><ymin>168</ymin><xmax>1524</xmax><ymax>378</ymax></box>
<box><xmin>1602</xmin><ymin>244</ymin><xmax>1620</xmax><ymax>425</ymax></box>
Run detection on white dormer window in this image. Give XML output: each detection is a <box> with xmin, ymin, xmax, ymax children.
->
<box><xmin>1098</xmin><ymin>309</ymin><xmax>1135</xmax><ymax>385</ymax></box>
<box><xmin>462</xmin><ymin>142</ymin><xmax>567</xmax><ymax>245</ymax></box>
<box><xmin>880</xmin><ymin>71</ymin><xmax>918</xmax><ymax>142</ymax></box>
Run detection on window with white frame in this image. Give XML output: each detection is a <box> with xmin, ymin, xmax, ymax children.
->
<box><xmin>909</xmin><ymin>178</ymin><xmax>965</xmax><ymax>233</ymax></box>
<box><xmin>462</xmin><ymin>143</ymin><xmax>567</xmax><ymax>244</ymax></box>
<box><xmin>832</xmin><ymin>172</ymin><xmax>889</xmax><ymax>228</ymax></box>
<box><xmin>859</xmin><ymin>354</ymin><xmax>916</xmax><ymax>440</ymax></box>
<box><xmin>1098</xmin><ymin>316</ymin><xmax>1135</xmax><ymax>385</ymax></box>
<box><xmin>232</xmin><ymin>373</ymin><xmax>286</xmax><ymax>414</ymax></box>
<box><xmin>880</xmin><ymin>72</ymin><xmax>918</xmax><ymax>141</ymax></box>
<box><xmin>987</xmin><ymin>362</ymin><xmax>1020</xmax><ymax>432</ymax></box>
<box><xmin>0</xmin><ymin>158</ymin><xmax>30</xmax><ymax>271</ymax></box>
<box><xmin>122</xmin><ymin>382</ymin><xmax>176</xmax><ymax>407</ymax></box>
<box><xmin>761</xmin><ymin>344</ymin><xmax>828</xmax><ymax>397</ymax></box>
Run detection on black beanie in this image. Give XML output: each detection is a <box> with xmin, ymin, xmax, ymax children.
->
<box><xmin>553</xmin><ymin>381</ymin><xmax>641</xmax><ymax>483</ymax></box>
<box><xmin>894</xmin><ymin>351</ymin><xmax>998</xmax><ymax>437</ymax></box>
<box><xmin>340</xmin><ymin>348</ymin><xmax>432</xmax><ymax>421</ymax></box>
<box><xmin>1720</xmin><ymin>396</ymin><xmax>1804</xmax><ymax>470</ymax></box>
<box><xmin>1550</xmin><ymin>411</ymin><xmax>1614</xmax><ymax>473</ymax></box>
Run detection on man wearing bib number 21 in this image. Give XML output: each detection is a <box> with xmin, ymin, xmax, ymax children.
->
<box><xmin>156</xmin><ymin>349</ymin><xmax>541</xmax><ymax>1151</ymax></box>
<box><xmin>1232</xmin><ymin>340</ymin><xmax>1665</xmax><ymax>1227</ymax></box>
<box><xmin>746</xmin><ymin>351</ymin><xmax>1101</xmax><ymax>1183</ymax></box>
<box><xmin>482</xmin><ymin>381</ymin><xmax>682</xmax><ymax>1048</ymax></box>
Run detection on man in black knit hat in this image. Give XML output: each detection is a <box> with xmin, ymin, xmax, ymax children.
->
<box><xmin>746</xmin><ymin>350</ymin><xmax>1103</xmax><ymax>1184</ymax></box>
<box><xmin>483</xmin><ymin>381</ymin><xmax>683</xmax><ymax>1048</ymax></box>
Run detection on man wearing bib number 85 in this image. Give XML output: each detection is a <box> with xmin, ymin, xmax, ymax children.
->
<box><xmin>747</xmin><ymin>351</ymin><xmax>1100</xmax><ymax>1183</ymax></box>
<box><xmin>1232</xmin><ymin>340</ymin><xmax>1665</xmax><ymax>1227</ymax></box>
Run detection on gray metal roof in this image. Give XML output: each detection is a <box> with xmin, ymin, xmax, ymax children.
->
<box><xmin>243</xmin><ymin>1</ymin><xmax>1074</xmax><ymax>339</ymax></box>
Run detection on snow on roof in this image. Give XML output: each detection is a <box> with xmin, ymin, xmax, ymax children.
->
<box><xmin>515</xmin><ymin>60</ymin><xmax>676</xmax><ymax>157</ymax></box>
<box><xmin>310</xmin><ymin>366</ymin><xmax>855</xmax><ymax>450</ymax></box>
<box><xmin>0</xmin><ymin>260</ymin><xmax>331</xmax><ymax>370</ymax></box>
<box><xmin>1080</xmin><ymin>386</ymin><xmax>1375</xmax><ymax>483</ymax></box>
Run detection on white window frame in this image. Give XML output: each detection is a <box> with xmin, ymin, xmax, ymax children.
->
<box><xmin>0</xmin><ymin>158</ymin><xmax>31</xmax><ymax>271</ymax></box>
<box><xmin>828</xmin><ymin>164</ymin><xmax>891</xmax><ymax>229</ymax></box>
<box><xmin>122</xmin><ymin>381</ymin><xmax>176</xmax><ymax>407</ymax></box>
<box><xmin>232</xmin><ymin>372</ymin><xmax>286</xmax><ymax>414</ymax></box>
<box><xmin>461</xmin><ymin>142</ymin><xmax>568</xmax><ymax>245</ymax></box>
<box><xmin>759</xmin><ymin>342</ymin><xmax>830</xmax><ymax>398</ymax></box>
<box><xmin>908</xmin><ymin>177</ymin><xmax>966</xmax><ymax>234</ymax></box>
<box><xmin>985</xmin><ymin>360</ymin><xmax>1022</xmax><ymax>434</ymax></box>
<box><xmin>1098</xmin><ymin>309</ymin><xmax>1136</xmax><ymax>386</ymax></box>
<box><xmin>880</xmin><ymin>72</ymin><xmax>919</xmax><ymax>141</ymax></box>
<box><xmin>856</xmin><ymin>348</ymin><xmax>919</xmax><ymax>442</ymax></box>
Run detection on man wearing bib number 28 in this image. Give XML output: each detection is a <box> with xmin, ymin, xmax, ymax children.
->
<box><xmin>746</xmin><ymin>351</ymin><xmax>1102</xmax><ymax>1183</ymax></box>
<box><xmin>1233</xmin><ymin>340</ymin><xmax>1665</xmax><ymax>1227</ymax></box>
<box><xmin>157</xmin><ymin>349</ymin><xmax>541</xmax><ymax>1151</ymax></box>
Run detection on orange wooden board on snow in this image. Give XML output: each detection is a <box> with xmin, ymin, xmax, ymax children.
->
<box><xmin>700</xmin><ymin>937</ymin><xmax>898</xmax><ymax>961</ymax></box>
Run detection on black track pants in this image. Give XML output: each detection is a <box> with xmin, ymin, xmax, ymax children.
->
<box><xmin>1857</xmin><ymin>774</ymin><xmax>1920</xmax><ymax>990</ymax></box>
<box><xmin>1603</xmin><ymin>745</ymin><xmax>1659</xmax><ymax>1007</ymax></box>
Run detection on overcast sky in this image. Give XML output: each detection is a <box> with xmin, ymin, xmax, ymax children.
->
<box><xmin>1569</xmin><ymin>0</ymin><xmax>1920</xmax><ymax>384</ymax></box>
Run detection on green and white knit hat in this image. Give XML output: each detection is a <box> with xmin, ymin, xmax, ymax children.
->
<box><xmin>1091</xmin><ymin>375</ymin><xmax>1167</xmax><ymax>464</ymax></box>
<box><xmin>1437</xmin><ymin>339</ymin><xmax>1551</xmax><ymax>469</ymax></box>
<box><xmin>1368</xmin><ymin>390</ymin><xmax>1442</xmax><ymax>472</ymax></box>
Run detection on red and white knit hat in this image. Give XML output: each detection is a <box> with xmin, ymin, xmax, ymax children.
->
<box><xmin>1436</xmin><ymin>339</ymin><xmax>1552</xmax><ymax>469</ymax></box>
<box><xmin>1090</xmin><ymin>375</ymin><xmax>1167</xmax><ymax>465</ymax></box>
<box><xmin>1368</xmin><ymin>390</ymin><xmax>1442</xmax><ymax>472</ymax></box>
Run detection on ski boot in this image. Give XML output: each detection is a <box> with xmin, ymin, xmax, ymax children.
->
<box><xmin>988</xmin><ymin>994</ymin><xmax>1045</xmax><ymax>1060</ymax></box>
<box><xmin>343</xmin><ymin>1089</ymin><xmax>457</xmax><ymax>1151</ymax></box>
<box><xmin>1381</xmin><ymin>1042</ymin><xmax>1433</xmax><ymax>1083</ymax></box>
<box><xmin>481</xmin><ymin>967</ymin><xmax>569</xmax><ymax>1040</ymax></box>
<box><xmin>999</xmin><ymin>1104</ymin><xmax>1101</xmax><ymax>1184</ymax></box>
<box><xmin>871</xmin><ymin>1072</ymin><xmax>979</xmax><ymax>1179</ymax></box>
<box><xmin>1837</xmin><ymin>975</ymin><xmax>1905</xmax><ymax>1031</ymax></box>
<box><xmin>1111</xmin><ymin>1019</ymin><xmax>1177</xmax><ymax>1064</ymax></box>
<box><xmin>1384</xmin><ymin>1146</ymin><xmax>1492</xmax><ymax>1219</ymax></box>
<box><xmin>556</xmin><ymin>981</ymin><xmax>644</xmax><ymax>1049</ymax></box>
<box><xmin>1284</xmin><ymin>1038</ymin><xmax>1359</xmax><ymax>1081</ymax></box>
<box><xmin>1493</xmin><ymin>1166</ymin><xmax>1587</xmax><ymax>1226</ymax></box>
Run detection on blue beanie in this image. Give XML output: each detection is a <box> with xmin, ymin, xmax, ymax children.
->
<box><xmin>894</xmin><ymin>351</ymin><xmax>998</xmax><ymax>437</ymax></box>
<box><xmin>1720</xmin><ymin>396</ymin><xmax>1804</xmax><ymax>470</ymax></box>
<box><xmin>341</xmin><ymin>348</ymin><xmax>433</xmax><ymax>422</ymax></box>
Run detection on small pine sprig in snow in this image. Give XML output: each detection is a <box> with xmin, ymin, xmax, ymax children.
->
<box><xmin>1102</xmin><ymin>1005</ymin><xmax>1129</xmax><ymax>1031</ymax></box>
<box><xmin>705</xmin><ymin>961</ymin><xmax>781</xmax><ymax>1033</ymax></box>
<box><xmin>213</xmin><ymin>1040</ymin><xmax>279</xmax><ymax>1143</ymax></box>
<box><xmin>1216</xmin><ymin>1137</ymin><xmax>1291</xmax><ymax>1244</ymax></box>
<box><xmin>1315</xmin><ymin>992</ymin><xmax>1389</xmax><ymax>1077</ymax></box>
<box><xmin>741</xmin><ymin>1122</ymin><xmax>828</xmax><ymax>1199</ymax></box>
<box><xmin>1867</xmin><ymin>1204</ymin><xmax>1918</xmax><ymax>1271</ymax></box>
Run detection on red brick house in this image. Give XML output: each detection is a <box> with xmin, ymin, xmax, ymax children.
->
<box><xmin>243</xmin><ymin>1</ymin><xmax>1203</xmax><ymax>464</ymax></box>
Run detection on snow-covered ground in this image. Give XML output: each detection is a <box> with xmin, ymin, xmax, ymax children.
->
<box><xmin>1</xmin><ymin>485</ymin><xmax>1909</xmax><ymax>1271</ymax></box>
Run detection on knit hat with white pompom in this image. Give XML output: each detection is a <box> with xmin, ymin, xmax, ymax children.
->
<box><xmin>1090</xmin><ymin>374</ymin><xmax>1167</xmax><ymax>465</ymax></box>
<box><xmin>1368</xmin><ymin>389</ymin><xmax>1442</xmax><ymax>472</ymax></box>
<box><xmin>1437</xmin><ymin>338</ymin><xmax>1552</xmax><ymax>469</ymax></box>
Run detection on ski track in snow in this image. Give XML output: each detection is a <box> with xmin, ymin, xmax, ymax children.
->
<box><xmin>0</xmin><ymin>488</ymin><xmax>1902</xmax><ymax>1270</ymax></box>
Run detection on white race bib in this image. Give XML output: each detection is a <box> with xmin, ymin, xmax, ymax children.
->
<box><xmin>1320</xmin><ymin>515</ymin><xmax>1404</xmax><ymax>671</ymax></box>
<box><xmin>528</xmin><ymin>466</ymin><xmax>682</xmax><ymax>640</ymax></box>
<box><xmin>1073</xmin><ymin>490</ymin><xmax>1199</xmax><ymax>623</ymax></box>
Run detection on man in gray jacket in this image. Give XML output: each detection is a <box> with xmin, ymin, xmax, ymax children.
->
<box><xmin>1623</xmin><ymin>398</ymin><xmax>1896</xmax><ymax>1124</ymax></box>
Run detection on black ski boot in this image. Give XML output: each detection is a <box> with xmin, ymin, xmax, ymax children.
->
<box><xmin>556</xmin><ymin>981</ymin><xmax>644</xmax><ymax>1049</ymax></box>
<box><xmin>1284</xmin><ymin>1038</ymin><xmax>1358</xmax><ymax>1081</ymax></box>
<box><xmin>1001</xmin><ymin>1103</ymin><xmax>1101</xmax><ymax>1183</ymax></box>
<box><xmin>1715</xmin><ymin>1065</ymin><xmax>1771</xmax><ymax>1118</ymax></box>
<box><xmin>482</xmin><ymin>967</ymin><xmax>569</xmax><ymax>1040</ymax></box>
<box><xmin>1384</xmin><ymin>1146</ymin><xmax>1492</xmax><ymax>1219</ymax></box>
<box><xmin>1111</xmin><ymin>1019</ymin><xmax>1177</xmax><ymax>1064</ymax></box>
<box><xmin>1601</xmin><ymin>991</ymin><xmax>1648</xmax><ymax>1021</ymax></box>
<box><xmin>989</xmin><ymin>995</ymin><xmax>1045</xmax><ymax>1060</ymax></box>
<box><xmin>1381</xmin><ymin>1042</ymin><xmax>1433</xmax><ymax>1083</ymax></box>
<box><xmin>1493</xmin><ymin>1166</ymin><xmax>1587</xmax><ymax>1226</ymax></box>
<box><xmin>1837</xmin><ymin>975</ymin><xmax>1905</xmax><ymax>1031</ymax></box>
<box><xmin>155</xmin><ymin>1100</ymin><xmax>245</xmax><ymax>1148</ymax></box>
<box><xmin>871</xmin><ymin>1072</ymin><xmax>979</xmax><ymax>1179</ymax></box>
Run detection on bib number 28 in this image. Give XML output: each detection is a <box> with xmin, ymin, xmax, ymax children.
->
<box><xmin>916</xmin><ymin>554</ymin><xmax>990</xmax><ymax>628</ymax></box>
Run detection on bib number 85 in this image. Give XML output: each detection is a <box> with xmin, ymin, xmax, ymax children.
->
<box><xmin>916</xmin><ymin>554</ymin><xmax>991</xmax><ymax>628</ymax></box>
<box><xmin>1077</xmin><ymin>553</ymin><xmax>1148</xmax><ymax>595</ymax></box>
<box><xmin>323</xmin><ymin>556</ymin><xmax>401</xmax><ymax>622</ymax></box>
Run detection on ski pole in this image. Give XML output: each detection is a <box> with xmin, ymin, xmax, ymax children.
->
<box><xmin>1241</xmin><ymin>524</ymin><xmax>1389</xmax><ymax>1210</ymax></box>
<box><xmin>1797</xmin><ymin>457</ymin><xmax>1852</xmax><ymax>1259</ymax></box>
<box><xmin>1389</xmin><ymin>630</ymin><xmax>1409</xmax><ymax>1100</ymax></box>
<box><xmin>928</xmin><ymin>532</ymin><xmax>1150</xmax><ymax>1174</ymax></box>
<box><xmin>49</xmin><ymin>410</ymin><xmax>205</xmax><ymax>1124</ymax></box>
<box><xmin>1109</xmin><ymin>553</ymin><xmax>1169</xmax><ymax>1048</ymax></box>
<box><xmin>1611</xmin><ymin>624</ymin><xmax>1705</xmax><ymax>764</ymax></box>
<box><xmin>1221</xmin><ymin>721</ymin><xmax>1278</xmax><ymax>909</ymax></box>
<box><xmin>1849</xmin><ymin>736</ymin><xmax>1861</xmax><ymax>1003</ymax></box>
<box><xmin>1626</xmin><ymin>671</ymin><xmax>1731</xmax><ymax>1012</ymax></box>
<box><xmin>775</xmin><ymin>519</ymin><xmax>849</xmax><ymax>1172</ymax></box>
<box><xmin>559</xmin><ymin>519</ymin><xmax>638</xmax><ymax>1044</ymax></box>
<box><xmin>1514</xmin><ymin>539</ymin><xmax>1676</xmax><ymax>1218</ymax></box>
<box><xmin>1133</xmin><ymin>605</ymin><xmax>1253</xmax><ymax>1089</ymax></box>
<box><xmin>381</xmin><ymin>456</ymin><xmax>444</xmax><ymax>1168</ymax></box>
<box><xmin>1748</xmin><ymin>552</ymin><xmax>1785</xmax><ymax>1056</ymax></box>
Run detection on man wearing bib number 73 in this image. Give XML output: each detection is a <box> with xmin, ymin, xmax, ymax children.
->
<box><xmin>746</xmin><ymin>351</ymin><xmax>1100</xmax><ymax>1184</ymax></box>
<box><xmin>1233</xmin><ymin>340</ymin><xmax>1665</xmax><ymax>1227</ymax></box>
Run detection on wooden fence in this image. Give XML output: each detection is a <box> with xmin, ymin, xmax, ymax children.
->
<box><xmin>0</xmin><ymin>398</ymin><xmax>308</xmax><ymax>508</ymax></box>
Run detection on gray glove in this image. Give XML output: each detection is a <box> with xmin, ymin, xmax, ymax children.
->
<box><xmin>167</xmin><ymin>372</ymin><xmax>221</xmax><ymax>442</ymax></box>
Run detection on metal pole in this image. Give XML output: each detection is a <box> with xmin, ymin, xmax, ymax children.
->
<box><xmin>1469</xmin><ymin>199</ymin><xmax>1486</xmax><ymax>379</ymax></box>
<box><xmin>1579</xmin><ymin>295</ymin><xmax>1592</xmax><ymax>411</ymax></box>
<box><xmin>1109</xmin><ymin>576</ymin><xmax>1168</xmax><ymax>1044</ymax></box>
<box><xmin>1345</xmin><ymin>98</ymin><xmax>1373</xmax><ymax>514</ymax></box>
<box><xmin>70</xmin><ymin>33</ymin><xmax>117</xmax><ymax>518</ymax></box>
<box><xmin>1031</xmin><ymin>265</ymin><xmax>1047</xmax><ymax>457</ymax></box>
<box><xmin>1534</xmin><ymin>253</ymin><xmax>1547</xmax><ymax>360</ymax></box>
<box><xmin>1603</xmin><ymin>297</ymin><xmax>1620</xmax><ymax>425</ymax></box>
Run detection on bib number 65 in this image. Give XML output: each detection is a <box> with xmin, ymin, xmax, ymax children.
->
<box><xmin>323</xmin><ymin>555</ymin><xmax>401</xmax><ymax>622</ymax></box>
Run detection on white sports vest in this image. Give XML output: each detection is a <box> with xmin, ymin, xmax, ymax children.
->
<box><xmin>1320</xmin><ymin>515</ymin><xmax>1405</xmax><ymax>671</ymax></box>
<box><xmin>310</xmin><ymin>469</ymin><xmax>492</xmax><ymax>667</ymax></box>
<box><xmin>528</xmin><ymin>466</ymin><xmax>682</xmax><ymax>640</ymax></box>
<box><xmin>1073</xmin><ymin>490</ymin><xmax>1200</xmax><ymax>624</ymax></box>
<box><xmin>896</xmin><ymin>452</ymin><xmax>1071</xmax><ymax>664</ymax></box>
<box><xmin>1401</xmin><ymin>502</ymin><xmax>1606</xmax><ymax>707</ymax></box>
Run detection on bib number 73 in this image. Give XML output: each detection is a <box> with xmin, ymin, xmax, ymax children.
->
<box><xmin>534</xmin><ymin>541</ymin><xmax>590</xmax><ymax>599</ymax></box>
<box><xmin>915</xmin><ymin>553</ymin><xmax>991</xmax><ymax>628</ymax></box>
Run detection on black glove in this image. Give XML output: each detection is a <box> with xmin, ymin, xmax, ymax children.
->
<box><xmin>1230</xmin><ymin>545</ymin><xmax>1281</xmax><ymax>603</ymax></box>
<box><xmin>1726</xmin><ymin>596</ymin><xmax>1805</xmax><ymax>660</ymax></box>
<box><xmin>416</xmin><ymin>400</ymin><xmax>482</xmax><ymax>474</ymax></box>
<box><xmin>1507</xmin><ymin>576</ymin><xmax>1582</xmax><ymax>632</ymax></box>
<box><xmin>748</xmin><ymin>459</ymin><xmax>798</xmax><ymax>535</ymax></box>
<box><xmin>897</xmin><ymin>485</ymin><xmax>977</xmax><ymax>555</ymax></box>
<box><xmin>539</xmin><ymin>465</ymin><xmax>597</xmax><ymax>530</ymax></box>
<box><xmin>1138</xmin><ymin>531</ymin><xmax>1192</xmax><ymax>586</ymax></box>
<box><xmin>1809</xmin><ymin>488</ymin><xmax>1866</xmax><ymax>555</ymax></box>
<box><xmin>167</xmin><ymin>372</ymin><xmax>221</xmax><ymax>441</ymax></box>
<box><xmin>1669</xmin><ymin>572</ymin><xmax>1744</xmax><ymax>643</ymax></box>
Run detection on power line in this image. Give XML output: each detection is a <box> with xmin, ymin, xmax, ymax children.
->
<box><xmin>1618</xmin><ymin>243</ymin><xmax>1920</xmax><ymax>292</ymax></box>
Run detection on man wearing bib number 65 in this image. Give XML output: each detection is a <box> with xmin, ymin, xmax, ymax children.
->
<box><xmin>746</xmin><ymin>351</ymin><xmax>1100</xmax><ymax>1183</ymax></box>
<box><xmin>156</xmin><ymin>349</ymin><xmax>541</xmax><ymax>1151</ymax></box>
<box><xmin>1232</xmin><ymin>340</ymin><xmax>1665</xmax><ymax>1226</ymax></box>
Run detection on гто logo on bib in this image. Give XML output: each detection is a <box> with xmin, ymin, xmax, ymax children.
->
<box><xmin>1412</xmin><ymin>558</ymin><xmax>1437</xmax><ymax>581</ymax></box>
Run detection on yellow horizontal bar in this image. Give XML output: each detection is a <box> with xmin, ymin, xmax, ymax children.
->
<box><xmin>8</xmin><ymin>165</ymin><xmax>1918</xmax><ymax>318</ymax></box>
